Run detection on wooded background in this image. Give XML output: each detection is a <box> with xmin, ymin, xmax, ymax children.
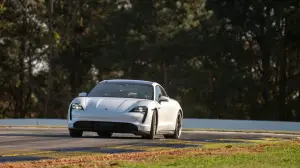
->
<box><xmin>1</xmin><ymin>0</ymin><xmax>300</xmax><ymax>121</ymax></box>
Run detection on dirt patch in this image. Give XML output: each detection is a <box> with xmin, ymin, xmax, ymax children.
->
<box><xmin>292</xmin><ymin>139</ymin><xmax>300</xmax><ymax>144</ymax></box>
<box><xmin>0</xmin><ymin>143</ymin><xmax>279</xmax><ymax>168</ymax></box>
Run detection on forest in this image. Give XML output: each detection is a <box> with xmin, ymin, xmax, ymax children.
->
<box><xmin>1</xmin><ymin>0</ymin><xmax>300</xmax><ymax>121</ymax></box>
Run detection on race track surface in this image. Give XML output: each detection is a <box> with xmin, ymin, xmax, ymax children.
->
<box><xmin>0</xmin><ymin>128</ymin><xmax>299</xmax><ymax>163</ymax></box>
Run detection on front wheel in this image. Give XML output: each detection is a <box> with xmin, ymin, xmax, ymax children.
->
<box><xmin>142</xmin><ymin>110</ymin><xmax>157</xmax><ymax>140</ymax></box>
<box><xmin>164</xmin><ymin>112</ymin><xmax>182</xmax><ymax>139</ymax></box>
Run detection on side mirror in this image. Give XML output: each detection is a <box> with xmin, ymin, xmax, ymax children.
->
<box><xmin>78</xmin><ymin>92</ymin><xmax>87</xmax><ymax>97</ymax></box>
<box><xmin>158</xmin><ymin>96</ymin><xmax>169</xmax><ymax>103</ymax></box>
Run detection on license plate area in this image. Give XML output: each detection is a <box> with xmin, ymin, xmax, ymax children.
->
<box><xmin>94</xmin><ymin>122</ymin><xmax>115</xmax><ymax>130</ymax></box>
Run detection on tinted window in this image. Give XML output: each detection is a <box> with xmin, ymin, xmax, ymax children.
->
<box><xmin>88</xmin><ymin>82</ymin><xmax>154</xmax><ymax>100</ymax></box>
<box><xmin>155</xmin><ymin>85</ymin><xmax>162</xmax><ymax>101</ymax></box>
<box><xmin>159</xmin><ymin>86</ymin><xmax>168</xmax><ymax>97</ymax></box>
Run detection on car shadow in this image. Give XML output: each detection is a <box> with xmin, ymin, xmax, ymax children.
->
<box><xmin>0</xmin><ymin>133</ymin><xmax>148</xmax><ymax>140</ymax></box>
<box><xmin>0</xmin><ymin>156</ymin><xmax>52</xmax><ymax>163</ymax></box>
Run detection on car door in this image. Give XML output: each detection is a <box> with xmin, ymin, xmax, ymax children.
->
<box><xmin>155</xmin><ymin>85</ymin><xmax>172</xmax><ymax>131</ymax></box>
<box><xmin>158</xmin><ymin>85</ymin><xmax>176</xmax><ymax>129</ymax></box>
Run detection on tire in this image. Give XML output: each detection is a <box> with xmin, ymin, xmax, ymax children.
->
<box><xmin>69</xmin><ymin>129</ymin><xmax>83</xmax><ymax>138</ymax></box>
<box><xmin>97</xmin><ymin>132</ymin><xmax>113</xmax><ymax>138</ymax></box>
<box><xmin>164</xmin><ymin>112</ymin><xmax>182</xmax><ymax>139</ymax></box>
<box><xmin>142</xmin><ymin>110</ymin><xmax>157</xmax><ymax>140</ymax></box>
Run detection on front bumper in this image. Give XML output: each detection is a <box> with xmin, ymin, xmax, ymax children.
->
<box><xmin>68</xmin><ymin>111</ymin><xmax>151</xmax><ymax>135</ymax></box>
<box><xmin>71</xmin><ymin>121</ymin><xmax>149</xmax><ymax>134</ymax></box>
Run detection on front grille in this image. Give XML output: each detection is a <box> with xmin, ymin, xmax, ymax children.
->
<box><xmin>73</xmin><ymin>121</ymin><xmax>138</xmax><ymax>133</ymax></box>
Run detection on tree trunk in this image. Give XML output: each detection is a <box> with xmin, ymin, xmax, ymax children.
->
<box><xmin>44</xmin><ymin>0</ymin><xmax>54</xmax><ymax>118</ymax></box>
<box><xmin>278</xmin><ymin>17</ymin><xmax>288</xmax><ymax>121</ymax></box>
<box><xmin>278</xmin><ymin>50</ymin><xmax>287</xmax><ymax>121</ymax></box>
<box><xmin>258</xmin><ymin>16</ymin><xmax>271</xmax><ymax>120</ymax></box>
<box><xmin>24</xmin><ymin>43</ymin><xmax>33</xmax><ymax>117</ymax></box>
<box><xmin>16</xmin><ymin>37</ymin><xmax>26</xmax><ymax>118</ymax></box>
<box><xmin>19</xmin><ymin>38</ymin><xmax>29</xmax><ymax>118</ymax></box>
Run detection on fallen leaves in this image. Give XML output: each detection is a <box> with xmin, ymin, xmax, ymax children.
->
<box><xmin>0</xmin><ymin>143</ymin><xmax>278</xmax><ymax>168</ymax></box>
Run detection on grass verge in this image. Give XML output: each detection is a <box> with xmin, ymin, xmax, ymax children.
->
<box><xmin>1</xmin><ymin>140</ymin><xmax>299</xmax><ymax>168</ymax></box>
<box><xmin>117</xmin><ymin>141</ymin><xmax>300</xmax><ymax>168</ymax></box>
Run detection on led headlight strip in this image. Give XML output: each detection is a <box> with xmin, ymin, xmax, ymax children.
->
<box><xmin>130</xmin><ymin>106</ymin><xmax>148</xmax><ymax>113</ymax></box>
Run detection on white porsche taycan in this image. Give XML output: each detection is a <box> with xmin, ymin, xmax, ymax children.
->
<box><xmin>67</xmin><ymin>79</ymin><xmax>183</xmax><ymax>139</ymax></box>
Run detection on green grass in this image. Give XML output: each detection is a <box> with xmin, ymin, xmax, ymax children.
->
<box><xmin>3</xmin><ymin>140</ymin><xmax>299</xmax><ymax>168</ymax></box>
<box><xmin>116</xmin><ymin>142</ymin><xmax>300</xmax><ymax>168</ymax></box>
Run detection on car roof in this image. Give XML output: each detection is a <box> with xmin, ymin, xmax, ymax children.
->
<box><xmin>100</xmin><ymin>79</ymin><xmax>158</xmax><ymax>86</ymax></box>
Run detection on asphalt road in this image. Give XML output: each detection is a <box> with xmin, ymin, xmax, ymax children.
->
<box><xmin>0</xmin><ymin>127</ymin><xmax>299</xmax><ymax>153</ymax></box>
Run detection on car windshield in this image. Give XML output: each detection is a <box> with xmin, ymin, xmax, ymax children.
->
<box><xmin>87</xmin><ymin>82</ymin><xmax>154</xmax><ymax>100</ymax></box>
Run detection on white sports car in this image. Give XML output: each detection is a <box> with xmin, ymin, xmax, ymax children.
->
<box><xmin>67</xmin><ymin>79</ymin><xmax>183</xmax><ymax>139</ymax></box>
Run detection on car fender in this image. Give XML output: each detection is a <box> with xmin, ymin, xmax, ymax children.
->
<box><xmin>168</xmin><ymin>98</ymin><xmax>183</xmax><ymax>129</ymax></box>
<box><xmin>132</xmin><ymin>100</ymin><xmax>159</xmax><ymax>124</ymax></box>
<box><xmin>174</xmin><ymin>100</ymin><xmax>183</xmax><ymax>117</ymax></box>
<box><xmin>68</xmin><ymin>97</ymin><xmax>86</xmax><ymax>120</ymax></box>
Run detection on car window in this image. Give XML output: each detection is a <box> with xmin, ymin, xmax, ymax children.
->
<box><xmin>159</xmin><ymin>85</ymin><xmax>168</xmax><ymax>97</ymax></box>
<box><xmin>88</xmin><ymin>82</ymin><xmax>154</xmax><ymax>100</ymax></box>
<box><xmin>155</xmin><ymin>85</ymin><xmax>162</xmax><ymax>102</ymax></box>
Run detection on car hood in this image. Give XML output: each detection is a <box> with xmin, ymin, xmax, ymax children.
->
<box><xmin>84</xmin><ymin>97</ymin><xmax>147</xmax><ymax>113</ymax></box>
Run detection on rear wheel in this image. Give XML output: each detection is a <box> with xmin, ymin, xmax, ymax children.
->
<box><xmin>164</xmin><ymin>112</ymin><xmax>182</xmax><ymax>139</ymax></box>
<box><xmin>142</xmin><ymin>110</ymin><xmax>157</xmax><ymax>140</ymax></box>
<box><xmin>97</xmin><ymin>132</ymin><xmax>113</xmax><ymax>138</ymax></box>
<box><xmin>69</xmin><ymin>129</ymin><xmax>83</xmax><ymax>138</ymax></box>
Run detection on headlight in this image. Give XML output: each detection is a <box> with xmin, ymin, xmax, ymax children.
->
<box><xmin>71</xmin><ymin>103</ymin><xmax>84</xmax><ymax>110</ymax></box>
<box><xmin>130</xmin><ymin>106</ymin><xmax>148</xmax><ymax>113</ymax></box>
